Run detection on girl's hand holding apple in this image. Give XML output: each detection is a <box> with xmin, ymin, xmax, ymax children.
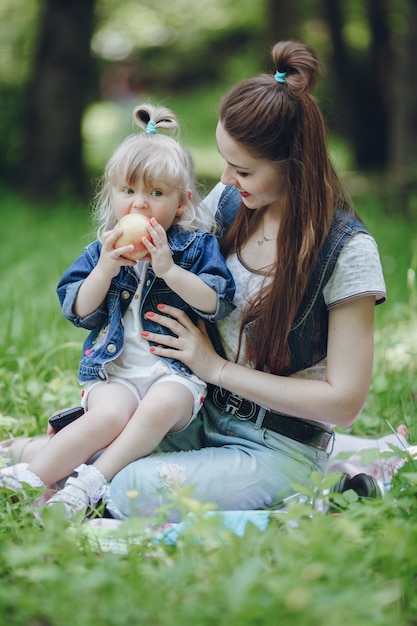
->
<box><xmin>141</xmin><ymin>217</ymin><xmax>174</xmax><ymax>277</ymax></box>
<box><xmin>97</xmin><ymin>229</ymin><xmax>137</xmax><ymax>278</ymax></box>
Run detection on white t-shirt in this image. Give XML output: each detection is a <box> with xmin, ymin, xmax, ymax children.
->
<box><xmin>204</xmin><ymin>183</ymin><xmax>387</xmax><ymax>380</ymax></box>
<box><xmin>106</xmin><ymin>260</ymin><xmax>161</xmax><ymax>377</ymax></box>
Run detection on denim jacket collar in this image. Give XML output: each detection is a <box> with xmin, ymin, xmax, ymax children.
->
<box><xmin>166</xmin><ymin>225</ymin><xmax>198</xmax><ymax>252</ymax></box>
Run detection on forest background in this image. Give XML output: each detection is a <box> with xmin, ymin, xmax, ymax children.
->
<box><xmin>1</xmin><ymin>0</ymin><xmax>417</xmax><ymax>202</ymax></box>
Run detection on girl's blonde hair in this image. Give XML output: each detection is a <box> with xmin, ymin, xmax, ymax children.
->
<box><xmin>93</xmin><ymin>103</ymin><xmax>209</xmax><ymax>239</ymax></box>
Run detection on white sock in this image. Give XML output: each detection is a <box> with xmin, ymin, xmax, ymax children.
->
<box><xmin>74</xmin><ymin>464</ymin><xmax>107</xmax><ymax>506</ymax></box>
<box><xmin>14</xmin><ymin>468</ymin><xmax>45</xmax><ymax>488</ymax></box>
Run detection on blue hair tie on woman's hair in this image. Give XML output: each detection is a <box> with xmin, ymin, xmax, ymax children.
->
<box><xmin>274</xmin><ymin>70</ymin><xmax>287</xmax><ymax>84</ymax></box>
<box><xmin>145</xmin><ymin>120</ymin><xmax>157</xmax><ymax>134</ymax></box>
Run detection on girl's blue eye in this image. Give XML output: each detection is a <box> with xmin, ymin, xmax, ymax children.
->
<box><xmin>122</xmin><ymin>188</ymin><xmax>134</xmax><ymax>195</ymax></box>
<box><xmin>151</xmin><ymin>189</ymin><xmax>163</xmax><ymax>197</ymax></box>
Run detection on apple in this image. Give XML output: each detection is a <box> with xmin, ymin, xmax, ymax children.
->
<box><xmin>114</xmin><ymin>214</ymin><xmax>152</xmax><ymax>260</ymax></box>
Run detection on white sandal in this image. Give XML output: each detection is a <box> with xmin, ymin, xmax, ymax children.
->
<box><xmin>0</xmin><ymin>464</ymin><xmax>47</xmax><ymax>506</ymax></box>
<box><xmin>46</xmin><ymin>476</ymin><xmax>90</xmax><ymax>520</ymax></box>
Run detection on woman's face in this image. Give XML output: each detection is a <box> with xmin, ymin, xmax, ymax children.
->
<box><xmin>216</xmin><ymin>122</ymin><xmax>285</xmax><ymax>213</ymax></box>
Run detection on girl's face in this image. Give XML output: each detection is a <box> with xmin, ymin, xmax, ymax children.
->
<box><xmin>216</xmin><ymin>122</ymin><xmax>285</xmax><ymax>213</ymax></box>
<box><xmin>110</xmin><ymin>178</ymin><xmax>189</xmax><ymax>231</ymax></box>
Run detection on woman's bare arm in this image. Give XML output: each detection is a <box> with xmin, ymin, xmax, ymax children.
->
<box><xmin>144</xmin><ymin>297</ymin><xmax>375</xmax><ymax>428</ymax></box>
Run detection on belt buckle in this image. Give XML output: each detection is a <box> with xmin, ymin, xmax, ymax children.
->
<box><xmin>211</xmin><ymin>387</ymin><xmax>258</xmax><ymax>421</ymax></box>
<box><xmin>225</xmin><ymin>393</ymin><xmax>244</xmax><ymax>416</ymax></box>
<box><xmin>227</xmin><ymin>393</ymin><xmax>258</xmax><ymax>421</ymax></box>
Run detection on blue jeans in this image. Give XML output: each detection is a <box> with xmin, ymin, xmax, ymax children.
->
<box><xmin>108</xmin><ymin>397</ymin><xmax>329</xmax><ymax>521</ymax></box>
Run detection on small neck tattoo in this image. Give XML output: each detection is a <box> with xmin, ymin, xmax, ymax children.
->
<box><xmin>257</xmin><ymin>217</ymin><xmax>277</xmax><ymax>245</ymax></box>
<box><xmin>257</xmin><ymin>233</ymin><xmax>276</xmax><ymax>245</ymax></box>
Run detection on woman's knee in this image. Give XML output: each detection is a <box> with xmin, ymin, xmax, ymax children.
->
<box><xmin>109</xmin><ymin>461</ymin><xmax>158</xmax><ymax>517</ymax></box>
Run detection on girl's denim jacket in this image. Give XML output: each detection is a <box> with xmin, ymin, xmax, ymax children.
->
<box><xmin>215</xmin><ymin>184</ymin><xmax>370</xmax><ymax>376</ymax></box>
<box><xmin>57</xmin><ymin>225</ymin><xmax>235</xmax><ymax>383</ymax></box>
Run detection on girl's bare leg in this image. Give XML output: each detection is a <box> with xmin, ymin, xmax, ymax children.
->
<box><xmin>93</xmin><ymin>381</ymin><xmax>194</xmax><ymax>481</ymax></box>
<box><xmin>28</xmin><ymin>382</ymin><xmax>137</xmax><ymax>485</ymax></box>
<box><xmin>1</xmin><ymin>436</ymin><xmax>50</xmax><ymax>465</ymax></box>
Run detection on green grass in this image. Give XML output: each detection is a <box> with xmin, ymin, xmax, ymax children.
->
<box><xmin>1</xmin><ymin>187</ymin><xmax>417</xmax><ymax>625</ymax></box>
<box><xmin>349</xmin><ymin>192</ymin><xmax>417</xmax><ymax>439</ymax></box>
<box><xmin>0</xmin><ymin>192</ymin><xmax>91</xmax><ymax>433</ymax></box>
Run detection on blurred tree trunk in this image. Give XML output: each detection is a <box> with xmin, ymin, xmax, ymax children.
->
<box><xmin>388</xmin><ymin>0</ymin><xmax>417</xmax><ymax>210</ymax></box>
<box><xmin>265</xmin><ymin>0</ymin><xmax>300</xmax><ymax>47</ymax></box>
<box><xmin>21</xmin><ymin>0</ymin><xmax>95</xmax><ymax>201</ymax></box>
<box><xmin>323</xmin><ymin>0</ymin><xmax>392</xmax><ymax>170</ymax></box>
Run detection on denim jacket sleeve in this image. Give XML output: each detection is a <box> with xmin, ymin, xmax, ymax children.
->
<box><xmin>56</xmin><ymin>241</ymin><xmax>110</xmax><ymax>330</ymax></box>
<box><xmin>183</xmin><ymin>231</ymin><xmax>235</xmax><ymax>322</ymax></box>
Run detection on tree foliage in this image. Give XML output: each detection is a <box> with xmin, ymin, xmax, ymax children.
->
<box><xmin>0</xmin><ymin>0</ymin><xmax>416</xmax><ymax>206</ymax></box>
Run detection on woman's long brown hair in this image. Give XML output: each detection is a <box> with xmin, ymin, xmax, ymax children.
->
<box><xmin>219</xmin><ymin>41</ymin><xmax>352</xmax><ymax>374</ymax></box>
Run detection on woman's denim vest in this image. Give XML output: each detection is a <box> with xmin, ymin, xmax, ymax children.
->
<box><xmin>216</xmin><ymin>185</ymin><xmax>369</xmax><ymax>376</ymax></box>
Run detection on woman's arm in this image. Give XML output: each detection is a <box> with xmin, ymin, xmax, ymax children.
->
<box><xmin>145</xmin><ymin>296</ymin><xmax>375</xmax><ymax>428</ymax></box>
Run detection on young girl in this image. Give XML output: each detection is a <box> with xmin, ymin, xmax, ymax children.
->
<box><xmin>105</xmin><ymin>40</ymin><xmax>388</xmax><ymax>520</ymax></box>
<box><xmin>1</xmin><ymin>104</ymin><xmax>235</xmax><ymax>519</ymax></box>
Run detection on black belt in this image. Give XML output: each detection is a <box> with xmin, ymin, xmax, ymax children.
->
<box><xmin>208</xmin><ymin>386</ymin><xmax>333</xmax><ymax>452</ymax></box>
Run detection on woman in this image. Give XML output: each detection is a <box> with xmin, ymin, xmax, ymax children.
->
<box><xmin>105</xmin><ymin>40</ymin><xmax>386</xmax><ymax>520</ymax></box>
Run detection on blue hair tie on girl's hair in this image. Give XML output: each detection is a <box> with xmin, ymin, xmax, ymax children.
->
<box><xmin>274</xmin><ymin>70</ymin><xmax>287</xmax><ymax>84</ymax></box>
<box><xmin>145</xmin><ymin>120</ymin><xmax>157</xmax><ymax>134</ymax></box>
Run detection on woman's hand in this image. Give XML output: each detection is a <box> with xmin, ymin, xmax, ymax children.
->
<box><xmin>141</xmin><ymin>299</ymin><xmax>376</xmax><ymax>428</ymax></box>
<box><xmin>142</xmin><ymin>304</ymin><xmax>225</xmax><ymax>383</ymax></box>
